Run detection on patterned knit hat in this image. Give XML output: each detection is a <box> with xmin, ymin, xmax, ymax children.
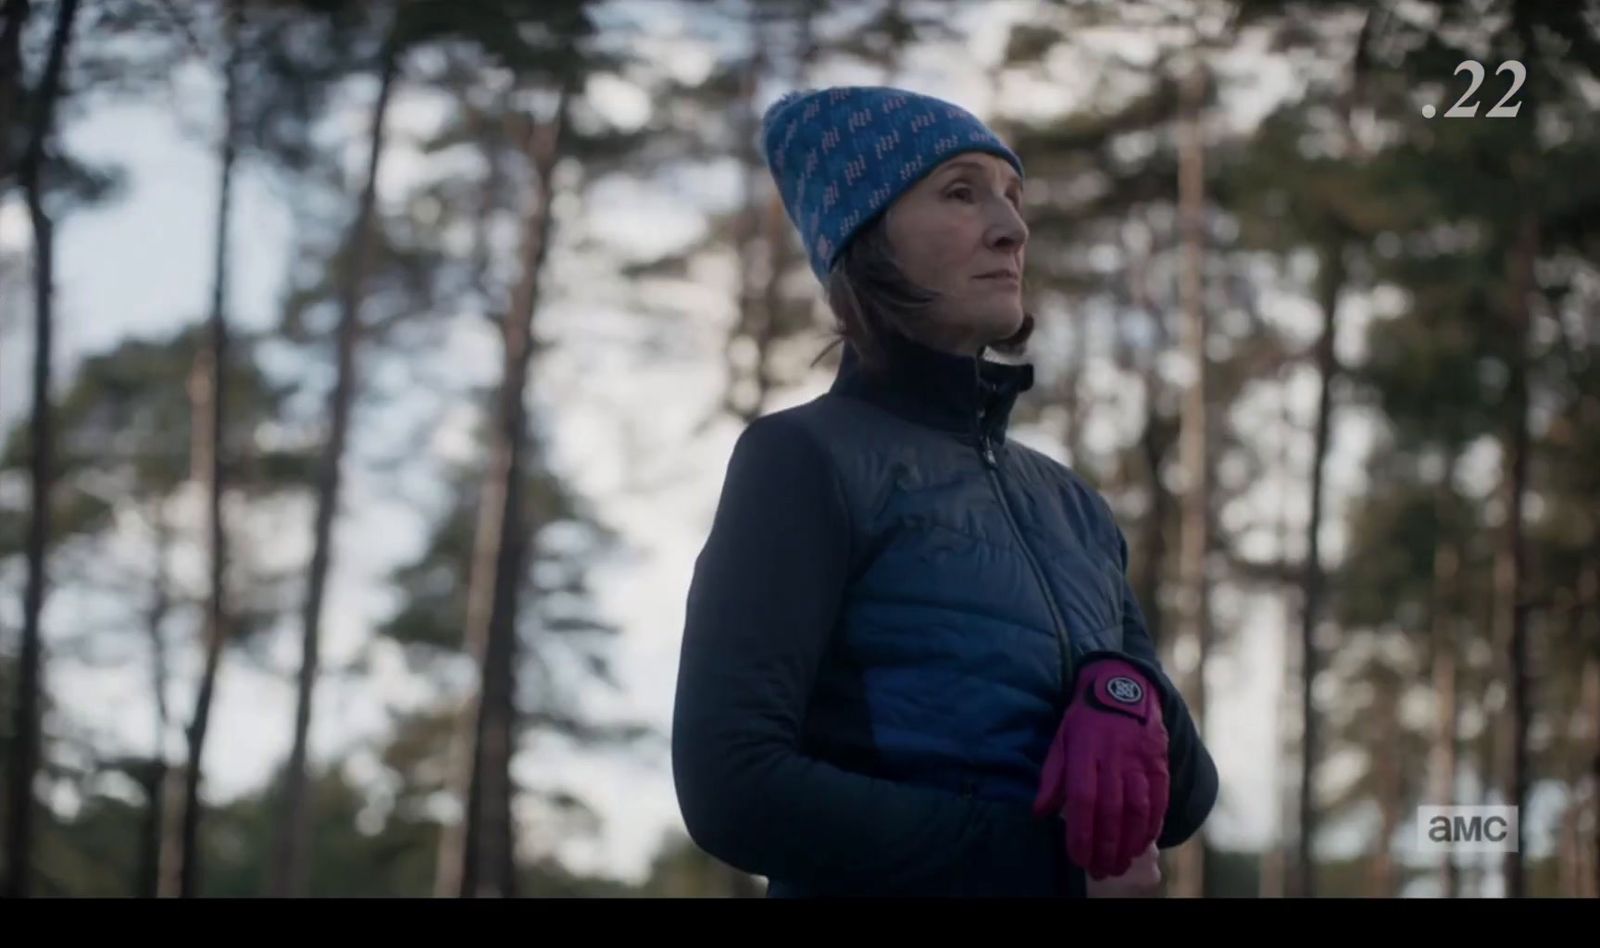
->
<box><xmin>760</xmin><ymin>85</ymin><xmax>1024</xmax><ymax>282</ymax></box>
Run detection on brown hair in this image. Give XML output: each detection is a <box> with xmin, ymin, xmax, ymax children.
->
<box><xmin>810</xmin><ymin>211</ymin><xmax>1035</xmax><ymax>377</ymax></box>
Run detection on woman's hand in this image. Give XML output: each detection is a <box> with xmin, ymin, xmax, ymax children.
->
<box><xmin>1032</xmin><ymin>656</ymin><xmax>1169</xmax><ymax>879</ymax></box>
<box><xmin>1085</xmin><ymin>842</ymin><xmax>1161</xmax><ymax>898</ymax></box>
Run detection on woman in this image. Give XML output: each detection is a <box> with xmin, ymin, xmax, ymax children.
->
<box><xmin>671</xmin><ymin>85</ymin><xmax>1217</xmax><ymax>898</ymax></box>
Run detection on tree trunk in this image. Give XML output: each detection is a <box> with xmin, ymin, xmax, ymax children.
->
<box><xmin>1585</xmin><ymin>559</ymin><xmax>1600</xmax><ymax>899</ymax></box>
<box><xmin>1499</xmin><ymin>209</ymin><xmax>1536</xmax><ymax>899</ymax></box>
<box><xmin>749</xmin><ymin>6</ymin><xmax>805</xmax><ymax>419</ymax></box>
<box><xmin>725</xmin><ymin>24</ymin><xmax>770</xmax><ymax>426</ymax></box>
<box><xmin>1063</xmin><ymin>309</ymin><xmax>1090</xmax><ymax>468</ymax></box>
<box><xmin>1261</xmin><ymin>358</ymin><xmax>1299</xmax><ymax>900</ymax></box>
<box><xmin>135</xmin><ymin>760</ymin><xmax>166</xmax><ymax>898</ymax></box>
<box><xmin>156</xmin><ymin>760</ymin><xmax>187</xmax><ymax>897</ymax></box>
<box><xmin>1559</xmin><ymin>636</ymin><xmax>1596</xmax><ymax>901</ymax></box>
<box><xmin>724</xmin><ymin>1</ymin><xmax>813</xmax><ymax>425</ymax></box>
<box><xmin>1429</xmin><ymin>519</ymin><xmax>1460</xmax><ymax>898</ymax></box>
<box><xmin>1124</xmin><ymin>214</ymin><xmax>1172</xmax><ymax>651</ymax></box>
<box><xmin>268</xmin><ymin>33</ymin><xmax>400</xmax><ymax>900</ymax></box>
<box><xmin>1295</xmin><ymin>237</ymin><xmax>1343</xmax><ymax>898</ymax></box>
<box><xmin>1134</xmin><ymin>398</ymin><xmax>1171</xmax><ymax>648</ymax></box>
<box><xmin>3</xmin><ymin>0</ymin><xmax>78</xmax><ymax>901</ymax></box>
<box><xmin>1473</xmin><ymin>569</ymin><xmax>1499</xmax><ymax>899</ymax></box>
<box><xmin>139</xmin><ymin>503</ymin><xmax>174</xmax><ymax>899</ymax></box>
<box><xmin>435</xmin><ymin>85</ymin><xmax>571</xmax><ymax>900</ymax></box>
<box><xmin>1168</xmin><ymin>60</ymin><xmax>1209</xmax><ymax>900</ymax></box>
<box><xmin>1371</xmin><ymin>674</ymin><xmax>1402</xmax><ymax>898</ymax></box>
<box><xmin>0</xmin><ymin>0</ymin><xmax>27</xmax><ymax>188</ymax></box>
<box><xmin>1428</xmin><ymin>454</ymin><xmax>1461</xmax><ymax>897</ymax></box>
<box><xmin>1587</xmin><ymin>655</ymin><xmax>1600</xmax><ymax>900</ymax></box>
<box><xmin>165</xmin><ymin>4</ymin><xmax>241</xmax><ymax>898</ymax></box>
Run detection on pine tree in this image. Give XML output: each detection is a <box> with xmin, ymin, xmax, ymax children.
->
<box><xmin>379</xmin><ymin>0</ymin><xmax>653</xmax><ymax>897</ymax></box>
<box><xmin>3</xmin><ymin>0</ymin><xmax>81</xmax><ymax>899</ymax></box>
<box><xmin>376</xmin><ymin>397</ymin><xmax>652</xmax><ymax>894</ymax></box>
<box><xmin>269</xmin><ymin>0</ymin><xmax>406</xmax><ymax>900</ymax></box>
<box><xmin>0</xmin><ymin>324</ymin><xmax>318</xmax><ymax>897</ymax></box>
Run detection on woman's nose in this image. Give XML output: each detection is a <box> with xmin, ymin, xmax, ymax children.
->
<box><xmin>990</xmin><ymin>211</ymin><xmax>1027</xmax><ymax>250</ymax></box>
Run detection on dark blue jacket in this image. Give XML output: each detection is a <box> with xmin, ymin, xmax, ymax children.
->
<box><xmin>672</xmin><ymin>329</ymin><xmax>1216</xmax><ymax>897</ymax></box>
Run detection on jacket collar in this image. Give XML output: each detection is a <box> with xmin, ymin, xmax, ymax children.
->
<box><xmin>828</xmin><ymin>328</ymin><xmax>1035</xmax><ymax>446</ymax></box>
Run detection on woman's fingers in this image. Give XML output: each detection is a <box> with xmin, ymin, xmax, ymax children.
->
<box><xmin>1092</xmin><ymin>761</ymin><xmax>1124</xmax><ymax>879</ymax></box>
<box><xmin>1066</xmin><ymin>753</ymin><xmax>1098</xmax><ymax>872</ymax></box>
<box><xmin>1032</xmin><ymin>730</ymin><xmax>1069</xmax><ymax>818</ymax></box>
<box><xmin>1147</xmin><ymin>759</ymin><xmax>1169</xmax><ymax>849</ymax></box>
<box><xmin>1124</xmin><ymin>768</ymin><xmax>1153</xmax><ymax>856</ymax></box>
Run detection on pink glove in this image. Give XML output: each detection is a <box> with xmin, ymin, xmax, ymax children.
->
<box><xmin>1032</xmin><ymin>657</ymin><xmax>1169</xmax><ymax>880</ymax></box>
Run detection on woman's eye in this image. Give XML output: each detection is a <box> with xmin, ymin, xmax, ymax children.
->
<box><xmin>947</xmin><ymin>186</ymin><xmax>974</xmax><ymax>202</ymax></box>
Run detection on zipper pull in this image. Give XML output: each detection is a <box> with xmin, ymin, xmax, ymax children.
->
<box><xmin>977</xmin><ymin>407</ymin><xmax>997</xmax><ymax>467</ymax></box>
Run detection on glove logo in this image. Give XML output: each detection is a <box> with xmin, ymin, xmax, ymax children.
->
<box><xmin>1106</xmin><ymin>676</ymin><xmax>1144</xmax><ymax>705</ymax></box>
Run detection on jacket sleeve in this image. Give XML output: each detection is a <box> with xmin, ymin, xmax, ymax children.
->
<box><xmin>1080</xmin><ymin>525</ymin><xmax>1219</xmax><ymax>850</ymax></box>
<box><xmin>671</xmin><ymin>413</ymin><xmax>1068</xmax><ymax>896</ymax></box>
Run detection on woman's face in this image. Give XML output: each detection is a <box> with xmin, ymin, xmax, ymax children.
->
<box><xmin>883</xmin><ymin>151</ymin><xmax>1028</xmax><ymax>355</ymax></box>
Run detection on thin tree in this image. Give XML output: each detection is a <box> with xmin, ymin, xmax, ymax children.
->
<box><xmin>269</xmin><ymin>16</ymin><xmax>402</xmax><ymax>899</ymax></box>
<box><xmin>1169</xmin><ymin>46</ymin><xmax>1212</xmax><ymax>900</ymax></box>
<box><xmin>0</xmin><ymin>0</ymin><xmax>27</xmax><ymax>187</ymax></box>
<box><xmin>161</xmin><ymin>0</ymin><xmax>242</xmax><ymax>899</ymax></box>
<box><xmin>3</xmin><ymin>0</ymin><xmax>81</xmax><ymax>901</ymax></box>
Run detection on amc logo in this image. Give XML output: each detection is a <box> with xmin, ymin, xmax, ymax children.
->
<box><xmin>1416</xmin><ymin>806</ymin><xmax>1519</xmax><ymax>853</ymax></box>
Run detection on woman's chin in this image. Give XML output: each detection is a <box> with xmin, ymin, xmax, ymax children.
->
<box><xmin>982</xmin><ymin>308</ymin><xmax>1027</xmax><ymax>342</ymax></box>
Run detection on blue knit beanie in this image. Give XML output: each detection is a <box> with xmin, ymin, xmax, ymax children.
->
<box><xmin>760</xmin><ymin>85</ymin><xmax>1024</xmax><ymax>282</ymax></box>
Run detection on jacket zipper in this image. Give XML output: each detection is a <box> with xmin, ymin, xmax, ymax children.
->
<box><xmin>978</xmin><ymin>425</ymin><xmax>1076</xmax><ymax>702</ymax></box>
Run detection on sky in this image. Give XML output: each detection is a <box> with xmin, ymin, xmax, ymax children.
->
<box><xmin>0</xmin><ymin>0</ymin><xmax>1567</xmax><ymax>894</ymax></box>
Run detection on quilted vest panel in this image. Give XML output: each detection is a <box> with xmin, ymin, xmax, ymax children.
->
<box><xmin>787</xmin><ymin>394</ymin><xmax>1130</xmax><ymax>806</ymax></box>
